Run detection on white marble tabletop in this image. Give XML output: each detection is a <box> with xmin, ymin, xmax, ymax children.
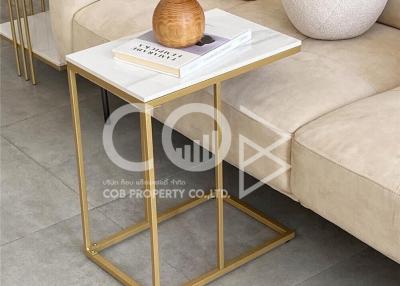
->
<box><xmin>66</xmin><ymin>9</ymin><xmax>301</xmax><ymax>103</ymax></box>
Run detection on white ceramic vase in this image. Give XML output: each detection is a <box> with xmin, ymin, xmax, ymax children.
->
<box><xmin>282</xmin><ymin>0</ymin><xmax>388</xmax><ymax>40</ymax></box>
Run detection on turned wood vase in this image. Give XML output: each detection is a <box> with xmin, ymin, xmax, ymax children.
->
<box><xmin>152</xmin><ymin>0</ymin><xmax>205</xmax><ymax>48</ymax></box>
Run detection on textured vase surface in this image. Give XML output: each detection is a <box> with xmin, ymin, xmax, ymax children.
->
<box><xmin>153</xmin><ymin>0</ymin><xmax>205</xmax><ymax>48</ymax></box>
<box><xmin>282</xmin><ymin>0</ymin><xmax>388</xmax><ymax>40</ymax></box>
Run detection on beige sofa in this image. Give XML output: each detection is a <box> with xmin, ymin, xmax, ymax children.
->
<box><xmin>49</xmin><ymin>0</ymin><xmax>400</xmax><ymax>263</ymax></box>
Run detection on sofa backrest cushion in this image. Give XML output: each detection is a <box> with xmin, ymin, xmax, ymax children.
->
<box><xmin>379</xmin><ymin>0</ymin><xmax>400</xmax><ymax>29</ymax></box>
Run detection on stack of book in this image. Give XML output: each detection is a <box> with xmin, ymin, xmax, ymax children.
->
<box><xmin>113</xmin><ymin>20</ymin><xmax>252</xmax><ymax>78</ymax></box>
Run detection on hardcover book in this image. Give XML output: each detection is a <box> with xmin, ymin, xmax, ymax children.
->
<box><xmin>112</xmin><ymin>21</ymin><xmax>251</xmax><ymax>77</ymax></box>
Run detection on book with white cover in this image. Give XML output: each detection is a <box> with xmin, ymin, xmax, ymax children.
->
<box><xmin>112</xmin><ymin>22</ymin><xmax>251</xmax><ymax>78</ymax></box>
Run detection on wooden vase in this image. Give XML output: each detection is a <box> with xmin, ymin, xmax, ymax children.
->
<box><xmin>152</xmin><ymin>0</ymin><xmax>205</xmax><ymax>48</ymax></box>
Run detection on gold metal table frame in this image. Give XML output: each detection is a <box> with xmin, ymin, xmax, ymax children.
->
<box><xmin>6</xmin><ymin>0</ymin><xmax>47</xmax><ymax>85</ymax></box>
<box><xmin>67</xmin><ymin>46</ymin><xmax>299</xmax><ymax>286</ymax></box>
<box><xmin>4</xmin><ymin>0</ymin><xmax>65</xmax><ymax>85</ymax></box>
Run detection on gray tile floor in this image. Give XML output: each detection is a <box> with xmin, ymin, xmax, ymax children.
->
<box><xmin>1</xmin><ymin>8</ymin><xmax>399</xmax><ymax>286</ymax></box>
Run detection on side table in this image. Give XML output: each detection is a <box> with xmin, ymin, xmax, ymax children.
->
<box><xmin>67</xmin><ymin>9</ymin><xmax>301</xmax><ymax>286</ymax></box>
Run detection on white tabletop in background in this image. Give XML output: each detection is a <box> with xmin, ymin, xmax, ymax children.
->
<box><xmin>66</xmin><ymin>9</ymin><xmax>301</xmax><ymax>103</ymax></box>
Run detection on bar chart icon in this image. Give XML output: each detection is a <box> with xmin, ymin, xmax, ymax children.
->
<box><xmin>175</xmin><ymin>132</ymin><xmax>217</xmax><ymax>164</ymax></box>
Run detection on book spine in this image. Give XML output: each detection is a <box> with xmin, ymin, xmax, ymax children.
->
<box><xmin>113</xmin><ymin>56</ymin><xmax>180</xmax><ymax>77</ymax></box>
<box><xmin>180</xmin><ymin>30</ymin><xmax>252</xmax><ymax>77</ymax></box>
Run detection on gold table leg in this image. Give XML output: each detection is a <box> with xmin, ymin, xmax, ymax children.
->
<box><xmin>140</xmin><ymin>108</ymin><xmax>161</xmax><ymax>286</ymax></box>
<box><xmin>21</xmin><ymin>0</ymin><xmax>36</xmax><ymax>84</ymax></box>
<box><xmin>41</xmin><ymin>0</ymin><xmax>46</xmax><ymax>12</ymax></box>
<box><xmin>14</xmin><ymin>0</ymin><xmax>29</xmax><ymax>81</ymax></box>
<box><xmin>29</xmin><ymin>0</ymin><xmax>34</xmax><ymax>14</ymax></box>
<box><xmin>68</xmin><ymin>68</ymin><xmax>91</xmax><ymax>251</ymax></box>
<box><xmin>7</xmin><ymin>0</ymin><xmax>37</xmax><ymax>83</ymax></box>
<box><xmin>7</xmin><ymin>0</ymin><xmax>21</xmax><ymax>76</ymax></box>
<box><xmin>68</xmin><ymin>68</ymin><xmax>295</xmax><ymax>286</ymax></box>
<box><xmin>214</xmin><ymin>82</ymin><xmax>225</xmax><ymax>270</ymax></box>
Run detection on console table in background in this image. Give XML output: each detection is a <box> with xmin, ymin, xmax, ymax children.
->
<box><xmin>0</xmin><ymin>0</ymin><xmax>66</xmax><ymax>85</ymax></box>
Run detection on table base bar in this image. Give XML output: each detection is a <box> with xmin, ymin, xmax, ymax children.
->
<box><xmin>85</xmin><ymin>196</ymin><xmax>295</xmax><ymax>286</ymax></box>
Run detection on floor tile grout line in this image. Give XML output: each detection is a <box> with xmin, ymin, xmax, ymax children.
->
<box><xmin>291</xmin><ymin>245</ymin><xmax>369</xmax><ymax>286</ymax></box>
<box><xmin>1</xmin><ymin>135</ymin><xmax>80</xmax><ymax>198</ymax></box>
<box><xmin>0</xmin><ymin>210</ymin><xmax>101</xmax><ymax>249</ymax></box>
<box><xmin>0</xmin><ymin>89</ymin><xmax>93</xmax><ymax>129</ymax></box>
<box><xmin>0</xmin><ymin>212</ymin><xmax>84</xmax><ymax>248</ymax></box>
<box><xmin>1</xmin><ymin>102</ymin><xmax>70</xmax><ymax>129</ymax></box>
<box><xmin>164</xmin><ymin>259</ymin><xmax>192</xmax><ymax>282</ymax></box>
<box><xmin>0</xmin><ymin>236</ymin><xmax>25</xmax><ymax>248</ymax></box>
<box><xmin>91</xmin><ymin>198</ymin><xmax>127</xmax><ymax>229</ymax></box>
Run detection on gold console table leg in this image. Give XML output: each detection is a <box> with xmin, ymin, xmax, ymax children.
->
<box><xmin>7</xmin><ymin>0</ymin><xmax>21</xmax><ymax>76</ymax></box>
<box><xmin>14</xmin><ymin>0</ymin><xmax>28</xmax><ymax>81</ymax></box>
<box><xmin>68</xmin><ymin>65</ymin><xmax>295</xmax><ymax>286</ymax></box>
<box><xmin>21</xmin><ymin>0</ymin><xmax>36</xmax><ymax>84</ymax></box>
<box><xmin>140</xmin><ymin>108</ymin><xmax>161</xmax><ymax>286</ymax></box>
<box><xmin>29</xmin><ymin>0</ymin><xmax>34</xmax><ymax>14</ymax></box>
<box><xmin>214</xmin><ymin>82</ymin><xmax>225</xmax><ymax>270</ymax></box>
<box><xmin>8</xmin><ymin>0</ymin><xmax>38</xmax><ymax>84</ymax></box>
<box><xmin>41</xmin><ymin>0</ymin><xmax>46</xmax><ymax>12</ymax></box>
<box><xmin>68</xmin><ymin>68</ymin><xmax>91</xmax><ymax>251</ymax></box>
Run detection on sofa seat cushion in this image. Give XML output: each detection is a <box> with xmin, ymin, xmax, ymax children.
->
<box><xmin>154</xmin><ymin>23</ymin><xmax>400</xmax><ymax>196</ymax></box>
<box><xmin>291</xmin><ymin>87</ymin><xmax>400</xmax><ymax>263</ymax></box>
<box><xmin>71</xmin><ymin>0</ymin><xmax>248</xmax><ymax>52</ymax></box>
<box><xmin>379</xmin><ymin>0</ymin><xmax>400</xmax><ymax>29</ymax></box>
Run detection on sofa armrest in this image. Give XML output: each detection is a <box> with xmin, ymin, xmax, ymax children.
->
<box><xmin>49</xmin><ymin>0</ymin><xmax>99</xmax><ymax>59</ymax></box>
